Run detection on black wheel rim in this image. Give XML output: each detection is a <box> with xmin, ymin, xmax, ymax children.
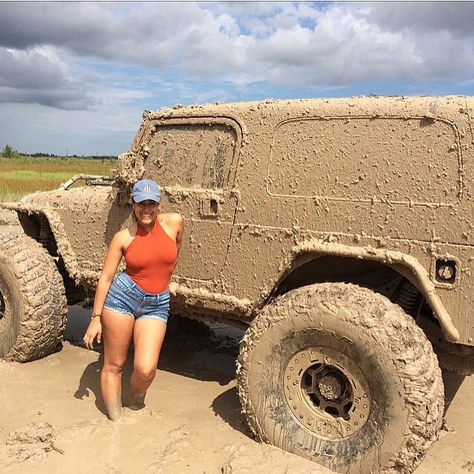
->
<box><xmin>284</xmin><ymin>346</ymin><xmax>371</xmax><ymax>439</ymax></box>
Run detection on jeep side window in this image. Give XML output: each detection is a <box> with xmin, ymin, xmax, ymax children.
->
<box><xmin>269</xmin><ymin>118</ymin><xmax>460</xmax><ymax>206</ymax></box>
<box><xmin>146</xmin><ymin>123</ymin><xmax>236</xmax><ymax>189</ymax></box>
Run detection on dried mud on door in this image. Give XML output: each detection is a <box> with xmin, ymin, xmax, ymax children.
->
<box><xmin>139</xmin><ymin>119</ymin><xmax>241</xmax><ymax>280</ymax></box>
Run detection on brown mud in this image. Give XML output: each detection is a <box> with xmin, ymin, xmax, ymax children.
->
<box><xmin>0</xmin><ymin>305</ymin><xmax>473</xmax><ymax>474</ymax></box>
<box><xmin>0</xmin><ymin>209</ymin><xmax>18</xmax><ymax>226</ymax></box>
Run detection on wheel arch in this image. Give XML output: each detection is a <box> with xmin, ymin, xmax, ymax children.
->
<box><xmin>272</xmin><ymin>240</ymin><xmax>460</xmax><ymax>343</ymax></box>
<box><xmin>4</xmin><ymin>203</ymin><xmax>87</xmax><ymax>303</ymax></box>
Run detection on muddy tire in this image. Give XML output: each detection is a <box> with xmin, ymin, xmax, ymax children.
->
<box><xmin>237</xmin><ymin>283</ymin><xmax>444</xmax><ymax>473</ymax></box>
<box><xmin>0</xmin><ymin>228</ymin><xmax>67</xmax><ymax>361</ymax></box>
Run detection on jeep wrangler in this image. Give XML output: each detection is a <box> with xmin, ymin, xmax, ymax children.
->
<box><xmin>1</xmin><ymin>96</ymin><xmax>473</xmax><ymax>473</ymax></box>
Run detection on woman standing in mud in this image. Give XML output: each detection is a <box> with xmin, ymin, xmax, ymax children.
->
<box><xmin>83</xmin><ymin>178</ymin><xmax>184</xmax><ymax>421</ymax></box>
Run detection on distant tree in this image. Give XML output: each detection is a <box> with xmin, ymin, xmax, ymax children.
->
<box><xmin>1</xmin><ymin>144</ymin><xmax>18</xmax><ymax>158</ymax></box>
<box><xmin>2</xmin><ymin>144</ymin><xmax>13</xmax><ymax>158</ymax></box>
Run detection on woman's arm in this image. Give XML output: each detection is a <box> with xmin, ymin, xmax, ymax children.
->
<box><xmin>83</xmin><ymin>230</ymin><xmax>125</xmax><ymax>349</ymax></box>
<box><xmin>165</xmin><ymin>213</ymin><xmax>184</xmax><ymax>296</ymax></box>
<box><xmin>173</xmin><ymin>213</ymin><xmax>184</xmax><ymax>257</ymax></box>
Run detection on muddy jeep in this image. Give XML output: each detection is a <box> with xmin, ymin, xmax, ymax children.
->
<box><xmin>1</xmin><ymin>96</ymin><xmax>474</xmax><ymax>473</ymax></box>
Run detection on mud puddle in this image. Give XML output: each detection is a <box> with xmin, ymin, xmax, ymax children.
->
<box><xmin>1</xmin><ymin>304</ymin><xmax>472</xmax><ymax>473</ymax></box>
<box><xmin>2</xmin><ymin>304</ymin><xmax>326</xmax><ymax>474</ymax></box>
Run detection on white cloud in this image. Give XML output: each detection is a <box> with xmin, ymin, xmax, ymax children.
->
<box><xmin>368</xmin><ymin>2</ymin><xmax>474</xmax><ymax>35</ymax></box>
<box><xmin>249</xmin><ymin>3</ymin><xmax>474</xmax><ymax>87</ymax></box>
<box><xmin>0</xmin><ymin>46</ymin><xmax>93</xmax><ymax>109</ymax></box>
<box><xmin>1</xmin><ymin>2</ymin><xmax>473</xmax><ymax>94</ymax></box>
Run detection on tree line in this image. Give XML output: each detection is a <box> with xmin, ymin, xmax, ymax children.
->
<box><xmin>1</xmin><ymin>144</ymin><xmax>116</xmax><ymax>160</ymax></box>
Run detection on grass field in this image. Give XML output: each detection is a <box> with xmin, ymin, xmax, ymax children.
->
<box><xmin>0</xmin><ymin>156</ymin><xmax>117</xmax><ymax>201</ymax></box>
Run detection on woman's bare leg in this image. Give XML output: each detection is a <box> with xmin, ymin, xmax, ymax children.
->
<box><xmin>129</xmin><ymin>318</ymin><xmax>167</xmax><ymax>407</ymax></box>
<box><xmin>100</xmin><ymin>308</ymin><xmax>135</xmax><ymax>421</ymax></box>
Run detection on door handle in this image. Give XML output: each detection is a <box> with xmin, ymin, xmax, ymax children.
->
<box><xmin>199</xmin><ymin>196</ymin><xmax>219</xmax><ymax>218</ymax></box>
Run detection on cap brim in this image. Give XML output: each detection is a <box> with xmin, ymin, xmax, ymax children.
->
<box><xmin>132</xmin><ymin>192</ymin><xmax>160</xmax><ymax>203</ymax></box>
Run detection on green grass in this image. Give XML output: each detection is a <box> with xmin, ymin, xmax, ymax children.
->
<box><xmin>0</xmin><ymin>156</ymin><xmax>117</xmax><ymax>201</ymax></box>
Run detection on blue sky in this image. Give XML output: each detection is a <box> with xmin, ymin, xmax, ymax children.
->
<box><xmin>0</xmin><ymin>1</ymin><xmax>473</xmax><ymax>156</ymax></box>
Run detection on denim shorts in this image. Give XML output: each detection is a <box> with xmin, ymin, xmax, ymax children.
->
<box><xmin>103</xmin><ymin>271</ymin><xmax>170</xmax><ymax>323</ymax></box>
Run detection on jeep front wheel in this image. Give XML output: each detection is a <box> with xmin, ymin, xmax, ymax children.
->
<box><xmin>237</xmin><ymin>283</ymin><xmax>444</xmax><ymax>473</ymax></box>
<box><xmin>0</xmin><ymin>228</ymin><xmax>67</xmax><ymax>361</ymax></box>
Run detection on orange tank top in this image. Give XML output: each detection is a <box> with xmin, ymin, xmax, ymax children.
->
<box><xmin>125</xmin><ymin>218</ymin><xmax>178</xmax><ymax>294</ymax></box>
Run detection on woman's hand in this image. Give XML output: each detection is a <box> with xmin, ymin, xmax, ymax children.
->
<box><xmin>83</xmin><ymin>318</ymin><xmax>102</xmax><ymax>350</ymax></box>
<box><xmin>82</xmin><ymin>229</ymin><xmax>125</xmax><ymax>351</ymax></box>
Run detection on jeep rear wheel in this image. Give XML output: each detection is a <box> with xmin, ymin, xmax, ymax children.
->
<box><xmin>0</xmin><ymin>228</ymin><xmax>67</xmax><ymax>361</ymax></box>
<box><xmin>237</xmin><ymin>283</ymin><xmax>444</xmax><ymax>473</ymax></box>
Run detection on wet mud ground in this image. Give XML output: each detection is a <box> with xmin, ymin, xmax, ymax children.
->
<box><xmin>0</xmin><ymin>305</ymin><xmax>473</xmax><ymax>473</ymax></box>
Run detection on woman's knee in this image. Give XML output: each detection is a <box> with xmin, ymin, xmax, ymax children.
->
<box><xmin>103</xmin><ymin>359</ymin><xmax>126</xmax><ymax>376</ymax></box>
<box><xmin>133</xmin><ymin>363</ymin><xmax>156</xmax><ymax>383</ymax></box>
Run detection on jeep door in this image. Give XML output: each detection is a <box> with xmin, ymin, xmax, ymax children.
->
<box><xmin>139</xmin><ymin>117</ymin><xmax>241</xmax><ymax>281</ymax></box>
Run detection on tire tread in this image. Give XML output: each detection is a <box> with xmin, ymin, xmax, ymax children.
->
<box><xmin>237</xmin><ymin>283</ymin><xmax>444</xmax><ymax>473</ymax></box>
<box><xmin>0</xmin><ymin>228</ymin><xmax>67</xmax><ymax>361</ymax></box>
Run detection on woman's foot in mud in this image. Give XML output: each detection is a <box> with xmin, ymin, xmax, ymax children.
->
<box><xmin>103</xmin><ymin>398</ymin><xmax>122</xmax><ymax>421</ymax></box>
<box><xmin>125</xmin><ymin>391</ymin><xmax>146</xmax><ymax>410</ymax></box>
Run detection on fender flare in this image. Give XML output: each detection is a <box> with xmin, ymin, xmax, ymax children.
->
<box><xmin>291</xmin><ymin>240</ymin><xmax>460</xmax><ymax>343</ymax></box>
<box><xmin>1</xmin><ymin>202</ymin><xmax>97</xmax><ymax>287</ymax></box>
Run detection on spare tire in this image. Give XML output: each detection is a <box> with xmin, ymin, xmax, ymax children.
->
<box><xmin>0</xmin><ymin>228</ymin><xmax>67</xmax><ymax>361</ymax></box>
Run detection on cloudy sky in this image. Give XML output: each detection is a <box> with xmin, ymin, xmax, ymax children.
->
<box><xmin>1</xmin><ymin>1</ymin><xmax>473</xmax><ymax>156</ymax></box>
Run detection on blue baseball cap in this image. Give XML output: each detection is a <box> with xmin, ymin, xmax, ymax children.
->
<box><xmin>131</xmin><ymin>179</ymin><xmax>161</xmax><ymax>203</ymax></box>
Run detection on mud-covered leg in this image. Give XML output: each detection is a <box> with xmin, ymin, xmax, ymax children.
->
<box><xmin>128</xmin><ymin>318</ymin><xmax>167</xmax><ymax>409</ymax></box>
<box><xmin>100</xmin><ymin>308</ymin><xmax>134</xmax><ymax>421</ymax></box>
<box><xmin>103</xmin><ymin>398</ymin><xmax>122</xmax><ymax>422</ymax></box>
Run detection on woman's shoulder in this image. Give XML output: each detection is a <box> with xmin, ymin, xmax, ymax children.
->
<box><xmin>121</xmin><ymin>223</ymin><xmax>138</xmax><ymax>236</ymax></box>
<box><xmin>113</xmin><ymin>224</ymin><xmax>137</xmax><ymax>246</ymax></box>
<box><xmin>160</xmin><ymin>212</ymin><xmax>184</xmax><ymax>226</ymax></box>
<box><xmin>159</xmin><ymin>213</ymin><xmax>184</xmax><ymax>240</ymax></box>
